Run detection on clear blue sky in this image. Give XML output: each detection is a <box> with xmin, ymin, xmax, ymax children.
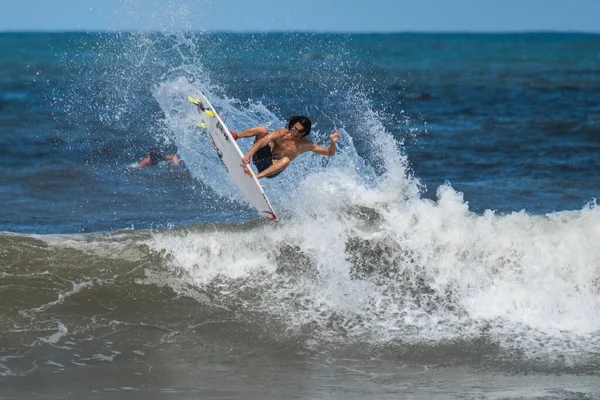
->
<box><xmin>1</xmin><ymin>0</ymin><xmax>599</xmax><ymax>33</ymax></box>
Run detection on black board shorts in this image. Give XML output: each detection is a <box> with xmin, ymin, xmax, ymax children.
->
<box><xmin>252</xmin><ymin>145</ymin><xmax>281</xmax><ymax>179</ymax></box>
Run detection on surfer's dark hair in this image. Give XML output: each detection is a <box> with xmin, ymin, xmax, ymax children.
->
<box><xmin>147</xmin><ymin>148</ymin><xmax>162</xmax><ymax>166</ymax></box>
<box><xmin>287</xmin><ymin>116</ymin><xmax>311</xmax><ymax>137</ymax></box>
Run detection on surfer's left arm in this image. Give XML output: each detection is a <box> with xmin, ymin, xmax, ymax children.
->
<box><xmin>136</xmin><ymin>156</ymin><xmax>152</xmax><ymax>168</ymax></box>
<box><xmin>309</xmin><ymin>130</ymin><xmax>340</xmax><ymax>156</ymax></box>
<box><xmin>242</xmin><ymin>129</ymin><xmax>285</xmax><ymax>164</ymax></box>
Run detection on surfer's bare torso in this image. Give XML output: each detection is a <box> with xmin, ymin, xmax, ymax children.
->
<box><xmin>239</xmin><ymin>121</ymin><xmax>340</xmax><ymax>179</ymax></box>
<box><xmin>270</xmin><ymin>129</ymin><xmax>314</xmax><ymax>161</ymax></box>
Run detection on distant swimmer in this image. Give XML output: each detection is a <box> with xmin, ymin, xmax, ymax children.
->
<box><xmin>136</xmin><ymin>148</ymin><xmax>186</xmax><ymax>168</ymax></box>
<box><xmin>235</xmin><ymin>116</ymin><xmax>340</xmax><ymax>179</ymax></box>
<box><xmin>163</xmin><ymin>154</ymin><xmax>185</xmax><ymax>168</ymax></box>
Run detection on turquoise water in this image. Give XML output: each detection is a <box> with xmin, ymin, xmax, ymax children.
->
<box><xmin>1</xmin><ymin>32</ymin><xmax>599</xmax><ymax>232</ymax></box>
<box><xmin>1</xmin><ymin>32</ymin><xmax>600</xmax><ymax>399</ymax></box>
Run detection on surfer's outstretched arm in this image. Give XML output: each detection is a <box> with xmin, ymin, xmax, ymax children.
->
<box><xmin>308</xmin><ymin>130</ymin><xmax>340</xmax><ymax>156</ymax></box>
<box><xmin>136</xmin><ymin>156</ymin><xmax>152</xmax><ymax>168</ymax></box>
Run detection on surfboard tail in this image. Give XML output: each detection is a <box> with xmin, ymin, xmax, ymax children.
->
<box><xmin>188</xmin><ymin>95</ymin><xmax>215</xmax><ymax>117</ymax></box>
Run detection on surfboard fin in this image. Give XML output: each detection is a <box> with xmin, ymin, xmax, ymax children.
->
<box><xmin>187</xmin><ymin>96</ymin><xmax>200</xmax><ymax>104</ymax></box>
<box><xmin>188</xmin><ymin>96</ymin><xmax>215</xmax><ymax>117</ymax></box>
<box><xmin>197</xmin><ymin>121</ymin><xmax>207</xmax><ymax>129</ymax></box>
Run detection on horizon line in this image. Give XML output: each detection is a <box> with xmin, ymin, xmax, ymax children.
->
<box><xmin>2</xmin><ymin>29</ymin><xmax>600</xmax><ymax>35</ymax></box>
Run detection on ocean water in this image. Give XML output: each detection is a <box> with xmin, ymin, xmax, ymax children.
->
<box><xmin>1</xmin><ymin>28</ymin><xmax>600</xmax><ymax>399</ymax></box>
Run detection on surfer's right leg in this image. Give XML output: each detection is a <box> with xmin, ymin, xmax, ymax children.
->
<box><xmin>235</xmin><ymin>126</ymin><xmax>268</xmax><ymax>141</ymax></box>
<box><xmin>256</xmin><ymin>157</ymin><xmax>290</xmax><ymax>179</ymax></box>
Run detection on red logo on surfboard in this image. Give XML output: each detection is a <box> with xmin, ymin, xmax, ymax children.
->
<box><xmin>262</xmin><ymin>211</ymin><xmax>278</xmax><ymax>221</ymax></box>
<box><xmin>240</xmin><ymin>163</ymin><xmax>254</xmax><ymax>178</ymax></box>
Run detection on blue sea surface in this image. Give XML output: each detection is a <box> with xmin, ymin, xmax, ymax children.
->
<box><xmin>1</xmin><ymin>31</ymin><xmax>600</xmax><ymax>399</ymax></box>
<box><xmin>1</xmin><ymin>32</ymin><xmax>599</xmax><ymax>233</ymax></box>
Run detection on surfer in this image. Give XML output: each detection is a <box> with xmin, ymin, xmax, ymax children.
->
<box><xmin>237</xmin><ymin>116</ymin><xmax>340</xmax><ymax>179</ymax></box>
<box><xmin>136</xmin><ymin>148</ymin><xmax>186</xmax><ymax>168</ymax></box>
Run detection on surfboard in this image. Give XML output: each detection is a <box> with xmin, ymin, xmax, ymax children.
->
<box><xmin>188</xmin><ymin>91</ymin><xmax>279</xmax><ymax>222</ymax></box>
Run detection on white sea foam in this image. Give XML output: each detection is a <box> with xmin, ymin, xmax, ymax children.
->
<box><xmin>149</xmin><ymin>70</ymin><xmax>600</xmax><ymax>363</ymax></box>
<box><xmin>45</xmin><ymin>360</ymin><xmax>65</xmax><ymax>368</ymax></box>
<box><xmin>0</xmin><ymin>360</ymin><xmax>15</xmax><ymax>376</ymax></box>
<box><xmin>32</xmin><ymin>282</ymin><xmax>94</xmax><ymax>314</ymax></box>
<box><xmin>39</xmin><ymin>322</ymin><xmax>68</xmax><ymax>345</ymax></box>
<box><xmin>148</xmin><ymin>175</ymin><xmax>600</xmax><ymax>361</ymax></box>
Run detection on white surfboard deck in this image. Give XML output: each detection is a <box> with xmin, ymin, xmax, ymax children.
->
<box><xmin>188</xmin><ymin>91</ymin><xmax>279</xmax><ymax>222</ymax></box>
